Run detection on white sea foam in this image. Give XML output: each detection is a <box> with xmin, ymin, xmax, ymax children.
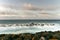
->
<box><xmin>0</xmin><ymin>23</ymin><xmax>60</xmax><ymax>34</ymax></box>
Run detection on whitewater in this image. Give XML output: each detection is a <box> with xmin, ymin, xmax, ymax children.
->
<box><xmin>0</xmin><ymin>23</ymin><xmax>60</xmax><ymax>34</ymax></box>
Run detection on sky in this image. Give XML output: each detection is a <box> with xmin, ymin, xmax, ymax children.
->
<box><xmin>0</xmin><ymin>0</ymin><xmax>60</xmax><ymax>20</ymax></box>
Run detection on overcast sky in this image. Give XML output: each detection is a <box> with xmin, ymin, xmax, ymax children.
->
<box><xmin>0</xmin><ymin>0</ymin><xmax>60</xmax><ymax>20</ymax></box>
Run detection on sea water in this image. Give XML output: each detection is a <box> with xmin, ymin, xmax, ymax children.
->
<box><xmin>0</xmin><ymin>20</ymin><xmax>60</xmax><ymax>34</ymax></box>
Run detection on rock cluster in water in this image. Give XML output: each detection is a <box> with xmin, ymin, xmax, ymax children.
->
<box><xmin>0</xmin><ymin>23</ymin><xmax>55</xmax><ymax>27</ymax></box>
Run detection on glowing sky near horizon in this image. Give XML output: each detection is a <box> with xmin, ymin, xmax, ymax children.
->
<box><xmin>0</xmin><ymin>0</ymin><xmax>60</xmax><ymax>19</ymax></box>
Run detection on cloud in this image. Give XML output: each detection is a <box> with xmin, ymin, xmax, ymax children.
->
<box><xmin>0</xmin><ymin>4</ymin><xmax>60</xmax><ymax>20</ymax></box>
<box><xmin>22</xmin><ymin>3</ymin><xmax>32</xmax><ymax>9</ymax></box>
<box><xmin>22</xmin><ymin>3</ymin><xmax>60</xmax><ymax>11</ymax></box>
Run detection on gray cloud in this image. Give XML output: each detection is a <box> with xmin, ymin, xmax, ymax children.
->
<box><xmin>22</xmin><ymin>3</ymin><xmax>60</xmax><ymax>11</ymax></box>
<box><xmin>0</xmin><ymin>3</ymin><xmax>60</xmax><ymax>20</ymax></box>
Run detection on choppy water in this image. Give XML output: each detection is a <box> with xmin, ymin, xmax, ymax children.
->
<box><xmin>0</xmin><ymin>20</ymin><xmax>60</xmax><ymax>34</ymax></box>
<box><xmin>0</xmin><ymin>20</ymin><xmax>60</xmax><ymax>24</ymax></box>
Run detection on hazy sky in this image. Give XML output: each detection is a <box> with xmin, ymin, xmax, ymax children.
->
<box><xmin>0</xmin><ymin>0</ymin><xmax>60</xmax><ymax>20</ymax></box>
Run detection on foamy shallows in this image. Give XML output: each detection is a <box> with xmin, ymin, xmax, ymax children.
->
<box><xmin>0</xmin><ymin>20</ymin><xmax>60</xmax><ymax>34</ymax></box>
<box><xmin>0</xmin><ymin>23</ymin><xmax>59</xmax><ymax>34</ymax></box>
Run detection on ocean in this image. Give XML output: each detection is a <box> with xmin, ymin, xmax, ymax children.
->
<box><xmin>0</xmin><ymin>20</ymin><xmax>60</xmax><ymax>24</ymax></box>
<box><xmin>0</xmin><ymin>20</ymin><xmax>60</xmax><ymax>34</ymax></box>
